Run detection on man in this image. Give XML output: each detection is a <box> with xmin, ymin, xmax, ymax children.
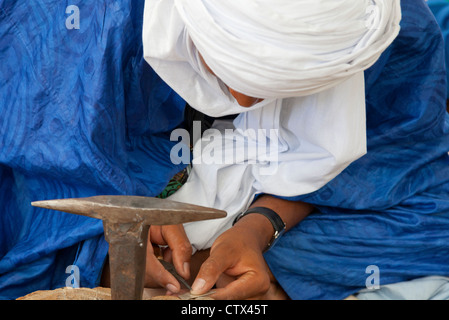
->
<box><xmin>141</xmin><ymin>0</ymin><xmax>449</xmax><ymax>300</ymax></box>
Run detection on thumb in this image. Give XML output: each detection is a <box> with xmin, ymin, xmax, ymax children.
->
<box><xmin>190</xmin><ymin>247</ymin><xmax>233</xmax><ymax>295</ymax></box>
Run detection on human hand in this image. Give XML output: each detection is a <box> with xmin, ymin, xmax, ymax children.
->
<box><xmin>144</xmin><ymin>224</ymin><xmax>192</xmax><ymax>293</ymax></box>
<box><xmin>190</xmin><ymin>214</ymin><xmax>274</xmax><ymax>300</ymax></box>
<box><xmin>188</xmin><ymin>196</ymin><xmax>312</xmax><ymax>299</ymax></box>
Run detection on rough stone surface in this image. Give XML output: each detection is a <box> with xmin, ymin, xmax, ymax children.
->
<box><xmin>17</xmin><ymin>287</ymin><xmax>112</xmax><ymax>300</ymax></box>
<box><xmin>16</xmin><ymin>287</ymin><xmax>214</xmax><ymax>300</ymax></box>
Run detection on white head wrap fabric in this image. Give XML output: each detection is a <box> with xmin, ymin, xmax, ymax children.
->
<box><xmin>143</xmin><ymin>0</ymin><xmax>401</xmax><ymax>251</ymax></box>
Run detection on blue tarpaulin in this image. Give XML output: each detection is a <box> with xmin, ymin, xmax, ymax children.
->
<box><xmin>0</xmin><ymin>0</ymin><xmax>186</xmax><ymax>299</ymax></box>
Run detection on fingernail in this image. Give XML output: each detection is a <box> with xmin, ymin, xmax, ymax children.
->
<box><xmin>183</xmin><ymin>262</ymin><xmax>190</xmax><ymax>276</ymax></box>
<box><xmin>166</xmin><ymin>283</ymin><xmax>178</xmax><ymax>293</ymax></box>
<box><xmin>191</xmin><ymin>278</ymin><xmax>206</xmax><ymax>293</ymax></box>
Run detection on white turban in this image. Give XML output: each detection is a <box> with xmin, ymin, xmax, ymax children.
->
<box><xmin>173</xmin><ymin>0</ymin><xmax>401</xmax><ymax>99</ymax></box>
<box><xmin>143</xmin><ymin>0</ymin><xmax>401</xmax><ymax>251</ymax></box>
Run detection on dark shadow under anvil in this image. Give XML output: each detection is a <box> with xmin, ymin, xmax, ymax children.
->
<box><xmin>31</xmin><ymin>195</ymin><xmax>226</xmax><ymax>300</ymax></box>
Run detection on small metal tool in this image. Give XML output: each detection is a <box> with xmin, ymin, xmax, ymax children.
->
<box><xmin>158</xmin><ymin>258</ymin><xmax>193</xmax><ymax>291</ymax></box>
<box><xmin>32</xmin><ymin>195</ymin><xmax>226</xmax><ymax>300</ymax></box>
<box><xmin>159</xmin><ymin>259</ymin><xmax>215</xmax><ymax>300</ymax></box>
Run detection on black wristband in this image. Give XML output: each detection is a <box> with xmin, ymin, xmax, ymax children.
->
<box><xmin>233</xmin><ymin>207</ymin><xmax>286</xmax><ymax>252</ymax></box>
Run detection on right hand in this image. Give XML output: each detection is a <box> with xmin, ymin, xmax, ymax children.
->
<box><xmin>144</xmin><ymin>224</ymin><xmax>192</xmax><ymax>293</ymax></box>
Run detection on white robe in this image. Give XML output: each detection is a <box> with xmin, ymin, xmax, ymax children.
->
<box><xmin>142</xmin><ymin>0</ymin><xmax>402</xmax><ymax>251</ymax></box>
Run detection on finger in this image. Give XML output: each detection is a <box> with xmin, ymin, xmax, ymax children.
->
<box><xmin>211</xmin><ymin>270</ymin><xmax>271</xmax><ymax>300</ymax></box>
<box><xmin>149</xmin><ymin>225</ymin><xmax>165</xmax><ymax>245</ymax></box>
<box><xmin>162</xmin><ymin>225</ymin><xmax>192</xmax><ymax>279</ymax></box>
<box><xmin>144</xmin><ymin>239</ymin><xmax>181</xmax><ymax>293</ymax></box>
<box><xmin>191</xmin><ymin>248</ymin><xmax>234</xmax><ymax>295</ymax></box>
<box><xmin>162</xmin><ymin>246</ymin><xmax>173</xmax><ymax>262</ymax></box>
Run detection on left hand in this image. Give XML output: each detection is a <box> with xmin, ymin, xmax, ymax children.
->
<box><xmin>189</xmin><ymin>196</ymin><xmax>314</xmax><ymax>299</ymax></box>
<box><xmin>190</xmin><ymin>214</ymin><xmax>274</xmax><ymax>299</ymax></box>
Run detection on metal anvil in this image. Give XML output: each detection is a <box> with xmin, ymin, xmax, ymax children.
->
<box><xmin>31</xmin><ymin>195</ymin><xmax>226</xmax><ymax>300</ymax></box>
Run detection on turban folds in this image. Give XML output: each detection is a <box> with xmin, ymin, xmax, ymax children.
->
<box><xmin>173</xmin><ymin>0</ymin><xmax>401</xmax><ymax>99</ymax></box>
<box><xmin>143</xmin><ymin>0</ymin><xmax>401</xmax><ymax>250</ymax></box>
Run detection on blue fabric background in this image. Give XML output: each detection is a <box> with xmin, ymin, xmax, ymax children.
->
<box><xmin>264</xmin><ymin>0</ymin><xmax>449</xmax><ymax>300</ymax></box>
<box><xmin>0</xmin><ymin>0</ymin><xmax>186</xmax><ymax>299</ymax></box>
